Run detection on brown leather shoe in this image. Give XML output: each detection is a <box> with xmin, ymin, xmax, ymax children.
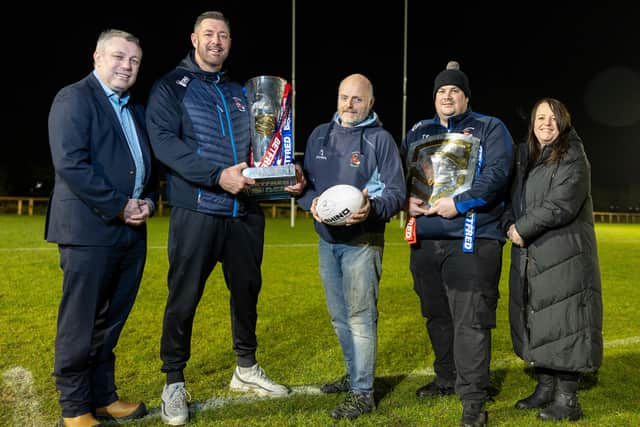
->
<box><xmin>95</xmin><ymin>400</ymin><xmax>147</xmax><ymax>422</ymax></box>
<box><xmin>59</xmin><ymin>413</ymin><xmax>102</xmax><ymax>427</ymax></box>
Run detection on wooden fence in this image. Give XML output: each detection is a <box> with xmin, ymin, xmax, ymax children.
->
<box><xmin>0</xmin><ymin>196</ymin><xmax>309</xmax><ymax>219</ymax></box>
<box><xmin>1</xmin><ymin>197</ymin><xmax>639</xmax><ymax>223</ymax></box>
<box><xmin>156</xmin><ymin>196</ymin><xmax>309</xmax><ymax>219</ymax></box>
<box><xmin>0</xmin><ymin>196</ymin><xmax>49</xmax><ymax>216</ymax></box>
<box><xmin>592</xmin><ymin>211</ymin><xmax>640</xmax><ymax>224</ymax></box>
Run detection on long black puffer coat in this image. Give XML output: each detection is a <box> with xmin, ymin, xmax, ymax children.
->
<box><xmin>505</xmin><ymin>129</ymin><xmax>602</xmax><ymax>373</ymax></box>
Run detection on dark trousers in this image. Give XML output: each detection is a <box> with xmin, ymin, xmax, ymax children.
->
<box><xmin>160</xmin><ymin>207</ymin><xmax>265</xmax><ymax>376</ymax></box>
<box><xmin>410</xmin><ymin>238</ymin><xmax>502</xmax><ymax>403</ymax></box>
<box><xmin>54</xmin><ymin>235</ymin><xmax>146</xmax><ymax>417</ymax></box>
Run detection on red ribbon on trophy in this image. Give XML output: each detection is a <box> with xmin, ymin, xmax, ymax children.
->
<box><xmin>256</xmin><ymin>82</ymin><xmax>292</xmax><ymax>167</ymax></box>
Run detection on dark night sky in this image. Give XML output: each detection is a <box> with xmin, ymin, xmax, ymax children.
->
<box><xmin>5</xmin><ymin>2</ymin><xmax>639</xmax><ymax>209</ymax></box>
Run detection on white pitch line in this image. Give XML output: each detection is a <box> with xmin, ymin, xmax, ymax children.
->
<box><xmin>134</xmin><ymin>386</ymin><xmax>325</xmax><ymax>422</ymax></box>
<box><xmin>0</xmin><ymin>242</ymin><xmax>410</xmax><ymax>252</ymax></box>
<box><xmin>1</xmin><ymin>366</ymin><xmax>44</xmax><ymax>427</ymax></box>
<box><xmin>113</xmin><ymin>334</ymin><xmax>640</xmax><ymax>423</ymax></box>
<box><xmin>409</xmin><ymin>355</ymin><xmax>521</xmax><ymax>377</ymax></box>
<box><xmin>603</xmin><ymin>336</ymin><xmax>640</xmax><ymax>348</ymax></box>
<box><xmin>0</xmin><ymin>247</ymin><xmax>55</xmax><ymax>251</ymax></box>
<box><xmin>409</xmin><ymin>335</ymin><xmax>640</xmax><ymax>377</ymax></box>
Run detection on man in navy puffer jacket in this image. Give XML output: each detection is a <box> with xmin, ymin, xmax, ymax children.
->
<box><xmin>146</xmin><ymin>11</ymin><xmax>303</xmax><ymax>425</ymax></box>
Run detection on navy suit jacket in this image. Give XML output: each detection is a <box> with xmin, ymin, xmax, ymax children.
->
<box><xmin>45</xmin><ymin>73</ymin><xmax>158</xmax><ymax>246</ymax></box>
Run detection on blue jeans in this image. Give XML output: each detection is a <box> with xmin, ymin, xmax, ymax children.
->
<box><xmin>318</xmin><ymin>234</ymin><xmax>383</xmax><ymax>395</ymax></box>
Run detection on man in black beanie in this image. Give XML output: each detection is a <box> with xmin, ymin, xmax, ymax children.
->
<box><xmin>401</xmin><ymin>61</ymin><xmax>514</xmax><ymax>427</ymax></box>
<box><xmin>432</xmin><ymin>61</ymin><xmax>471</xmax><ymax>99</ymax></box>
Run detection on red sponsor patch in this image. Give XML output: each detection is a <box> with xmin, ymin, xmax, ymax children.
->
<box><xmin>404</xmin><ymin>216</ymin><xmax>417</xmax><ymax>244</ymax></box>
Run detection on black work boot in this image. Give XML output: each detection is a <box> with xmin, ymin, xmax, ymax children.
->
<box><xmin>330</xmin><ymin>392</ymin><xmax>375</xmax><ymax>420</ymax></box>
<box><xmin>538</xmin><ymin>378</ymin><xmax>583</xmax><ymax>421</ymax></box>
<box><xmin>515</xmin><ymin>373</ymin><xmax>555</xmax><ymax>409</ymax></box>
<box><xmin>416</xmin><ymin>380</ymin><xmax>455</xmax><ymax>398</ymax></box>
<box><xmin>460</xmin><ymin>401</ymin><xmax>487</xmax><ymax>427</ymax></box>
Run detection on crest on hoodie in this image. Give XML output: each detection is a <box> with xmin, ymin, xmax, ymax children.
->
<box><xmin>350</xmin><ymin>152</ymin><xmax>361</xmax><ymax>167</ymax></box>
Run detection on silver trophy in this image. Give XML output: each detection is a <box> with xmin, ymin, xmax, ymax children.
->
<box><xmin>406</xmin><ymin>133</ymin><xmax>480</xmax><ymax>206</ymax></box>
<box><xmin>242</xmin><ymin>75</ymin><xmax>296</xmax><ymax>200</ymax></box>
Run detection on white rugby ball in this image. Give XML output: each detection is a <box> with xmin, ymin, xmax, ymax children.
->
<box><xmin>316</xmin><ymin>184</ymin><xmax>364</xmax><ymax>226</ymax></box>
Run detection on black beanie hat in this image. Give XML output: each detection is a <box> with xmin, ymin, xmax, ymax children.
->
<box><xmin>433</xmin><ymin>60</ymin><xmax>470</xmax><ymax>98</ymax></box>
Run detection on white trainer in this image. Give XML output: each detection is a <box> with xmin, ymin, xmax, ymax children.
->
<box><xmin>229</xmin><ymin>364</ymin><xmax>290</xmax><ymax>397</ymax></box>
<box><xmin>161</xmin><ymin>382</ymin><xmax>190</xmax><ymax>425</ymax></box>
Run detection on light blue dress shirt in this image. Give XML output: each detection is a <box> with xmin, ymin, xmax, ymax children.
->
<box><xmin>93</xmin><ymin>71</ymin><xmax>145</xmax><ymax>199</ymax></box>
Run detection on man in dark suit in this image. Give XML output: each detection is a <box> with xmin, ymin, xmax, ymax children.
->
<box><xmin>46</xmin><ymin>29</ymin><xmax>157</xmax><ymax>427</ymax></box>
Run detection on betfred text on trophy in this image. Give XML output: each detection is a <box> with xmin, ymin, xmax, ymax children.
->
<box><xmin>242</xmin><ymin>75</ymin><xmax>296</xmax><ymax>199</ymax></box>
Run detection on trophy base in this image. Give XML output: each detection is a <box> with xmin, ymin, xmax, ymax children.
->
<box><xmin>242</xmin><ymin>164</ymin><xmax>297</xmax><ymax>200</ymax></box>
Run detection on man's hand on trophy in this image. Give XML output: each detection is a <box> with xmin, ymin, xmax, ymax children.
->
<box><xmin>408</xmin><ymin>196</ymin><xmax>430</xmax><ymax>217</ymax></box>
<box><xmin>425</xmin><ymin>197</ymin><xmax>459</xmax><ymax>219</ymax></box>
<box><xmin>219</xmin><ymin>162</ymin><xmax>255</xmax><ymax>194</ymax></box>
<box><xmin>285</xmin><ymin>164</ymin><xmax>306</xmax><ymax>196</ymax></box>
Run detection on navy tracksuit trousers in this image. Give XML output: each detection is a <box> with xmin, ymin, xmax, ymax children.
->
<box><xmin>160</xmin><ymin>207</ymin><xmax>265</xmax><ymax>378</ymax></box>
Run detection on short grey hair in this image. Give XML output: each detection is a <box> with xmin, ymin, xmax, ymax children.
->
<box><xmin>96</xmin><ymin>29</ymin><xmax>141</xmax><ymax>53</ymax></box>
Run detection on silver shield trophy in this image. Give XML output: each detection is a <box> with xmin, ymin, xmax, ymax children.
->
<box><xmin>242</xmin><ymin>75</ymin><xmax>296</xmax><ymax>200</ymax></box>
<box><xmin>406</xmin><ymin>132</ymin><xmax>481</xmax><ymax>206</ymax></box>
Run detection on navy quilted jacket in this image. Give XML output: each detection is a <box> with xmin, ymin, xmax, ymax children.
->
<box><xmin>402</xmin><ymin>110</ymin><xmax>514</xmax><ymax>241</ymax></box>
<box><xmin>146</xmin><ymin>51</ymin><xmax>256</xmax><ymax>217</ymax></box>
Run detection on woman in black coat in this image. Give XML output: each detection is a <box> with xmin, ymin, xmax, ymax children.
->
<box><xmin>503</xmin><ymin>98</ymin><xmax>602</xmax><ymax>422</ymax></box>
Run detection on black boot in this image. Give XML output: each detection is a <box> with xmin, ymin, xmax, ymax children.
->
<box><xmin>330</xmin><ymin>392</ymin><xmax>375</xmax><ymax>420</ymax></box>
<box><xmin>515</xmin><ymin>373</ymin><xmax>554</xmax><ymax>409</ymax></box>
<box><xmin>460</xmin><ymin>401</ymin><xmax>487</xmax><ymax>427</ymax></box>
<box><xmin>415</xmin><ymin>380</ymin><xmax>455</xmax><ymax>398</ymax></box>
<box><xmin>538</xmin><ymin>378</ymin><xmax>583</xmax><ymax>421</ymax></box>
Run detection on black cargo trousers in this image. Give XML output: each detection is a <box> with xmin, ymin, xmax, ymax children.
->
<box><xmin>410</xmin><ymin>238</ymin><xmax>502</xmax><ymax>403</ymax></box>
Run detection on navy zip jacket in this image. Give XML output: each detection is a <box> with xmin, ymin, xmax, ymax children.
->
<box><xmin>146</xmin><ymin>52</ymin><xmax>256</xmax><ymax>217</ymax></box>
<box><xmin>402</xmin><ymin>110</ymin><xmax>513</xmax><ymax>241</ymax></box>
<box><xmin>298</xmin><ymin>112</ymin><xmax>406</xmax><ymax>243</ymax></box>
